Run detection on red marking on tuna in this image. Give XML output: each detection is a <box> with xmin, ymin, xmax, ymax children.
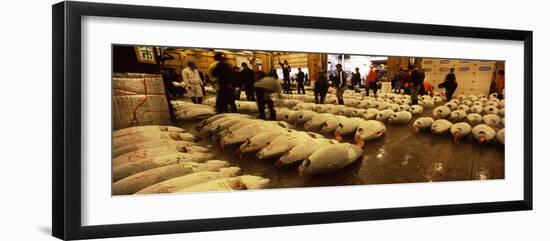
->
<box><xmin>128</xmin><ymin>151</ymin><xmax>148</xmax><ymax>162</ymax></box>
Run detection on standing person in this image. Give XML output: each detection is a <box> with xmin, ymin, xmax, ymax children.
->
<box><xmin>182</xmin><ymin>61</ymin><xmax>204</xmax><ymax>104</ymax></box>
<box><xmin>334</xmin><ymin>64</ymin><xmax>347</xmax><ymax>105</ymax></box>
<box><xmin>161</xmin><ymin>66</ymin><xmax>178</xmax><ymax>99</ymax></box>
<box><xmin>314</xmin><ymin>71</ymin><xmax>329</xmax><ymax>104</ymax></box>
<box><xmin>208</xmin><ymin>54</ymin><xmax>221</xmax><ymax>93</ymax></box>
<box><xmin>296</xmin><ymin>68</ymin><xmax>306</xmax><ymax>94</ymax></box>
<box><xmin>419</xmin><ymin>68</ymin><xmax>426</xmax><ymax>95</ymax></box>
<box><xmin>496</xmin><ymin>70</ymin><xmax>505</xmax><ymax>99</ymax></box>
<box><xmin>351</xmin><ymin>67</ymin><xmax>361</xmax><ymax>92</ymax></box>
<box><xmin>366</xmin><ymin>67</ymin><xmax>378</xmax><ymax>96</ymax></box>
<box><xmin>254</xmin><ymin>71</ymin><xmax>283</xmax><ymax>120</ymax></box>
<box><xmin>409</xmin><ymin>68</ymin><xmax>423</xmax><ymax>105</ymax></box>
<box><xmin>392</xmin><ymin>68</ymin><xmax>404</xmax><ymax>93</ymax></box>
<box><xmin>160</xmin><ymin>66</ymin><xmax>177</xmax><ymax>122</ymax></box>
<box><xmin>402</xmin><ymin>65</ymin><xmax>412</xmax><ymax>94</ymax></box>
<box><xmin>232</xmin><ymin>66</ymin><xmax>243</xmax><ymax>100</ymax></box>
<box><xmin>239</xmin><ymin>62</ymin><xmax>256</xmax><ymax>101</ymax></box>
<box><xmin>211</xmin><ymin>53</ymin><xmax>237</xmax><ymax>113</ymax></box>
<box><xmin>198</xmin><ymin>69</ymin><xmax>206</xmax><ymax>97</ymax></box>
<box><xmin>268</xmin><ymin>68</ymin><xmax>279</xmax><ymax>80</ymax></box>
<box><xmin>438</xmin><ymin>67</ymin><xmax>458</xmax><ymax>100</ymax></box>
<box><xmin>279</xmin><ymin>60</ymin><xmax>292</xmax><ymax>94</ymax></box>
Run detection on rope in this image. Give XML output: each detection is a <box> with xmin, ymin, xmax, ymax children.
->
<box><xmin>131</xmin><ymin>78</ymin><xmax>149</xmax><ymax>125</ymax></box>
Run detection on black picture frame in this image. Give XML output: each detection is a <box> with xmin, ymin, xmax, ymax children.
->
<box><xmin>52</xmin><ymin>1</ymin><xmax>533</xmax><ymax>240</ymax></box>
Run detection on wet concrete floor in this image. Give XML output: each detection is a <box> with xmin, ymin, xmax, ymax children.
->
<box><xmin>175</xmin><ymin>101</ymin><xmax>504</xmax><ymax>189</ymax></box>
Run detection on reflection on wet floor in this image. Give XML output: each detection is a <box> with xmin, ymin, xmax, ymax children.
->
<box><xmin>176</xmin><ymin>107</ymin><xmax>504</xmax><ymax>190</ymax></box>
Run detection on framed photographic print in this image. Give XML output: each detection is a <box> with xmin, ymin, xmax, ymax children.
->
<box><xmin>52</xmin><ymin>1</ymin><xmax>533</xmax><ymax>240</ymax></box>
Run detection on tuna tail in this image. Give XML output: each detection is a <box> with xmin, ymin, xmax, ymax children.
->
<box><xmin>453</xmin><ymin>131</ymin><xmax>461</xmax><ymax>143</ymax></box>
<box><xmin>354</xmin><ymin>135</ymin><xmax>365</xmax><ymax>148</ymax></box>
<box><xmin>334</xmin><ymin>130</ymin><xmax>343</xmax><ymax>141</ymax></box>
<box><xmin>274</xmin><ymin>159</ymin><xmax>284</xmax><ymax>167</ymax></box>
<box><xmin>255</xmin><ymin>151</ymin><xmax>264</xmax><ymax>160</ymax></box>
<box><xmin>219</xmin><ymin>140</ymin><xmax>225</xmax><ymax>150</ymax></box>
<box><xmin>233</xmin><ymin>148</ymin><xmax>243</xmax><ymax>160</ymax></box>
<box><xmin>298</xmin><ymin>159</ymin><xmax>310</xmax><ymax>176</ymax></box>
<box><xmin>478</xmin><ymin>134</ymin><xmax>486</xmax><ymax>144</ymax></box>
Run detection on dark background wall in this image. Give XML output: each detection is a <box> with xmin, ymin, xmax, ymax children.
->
<box><xmin>112</xmin><ymin>45</ymin><xmax>160</xmax><ymax>74</ymax></box>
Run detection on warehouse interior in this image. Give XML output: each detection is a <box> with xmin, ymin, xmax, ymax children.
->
<box><xmin>111</xmin><ymin>45</ymin><xmax>505</xmax><ymax>195</ymax></box>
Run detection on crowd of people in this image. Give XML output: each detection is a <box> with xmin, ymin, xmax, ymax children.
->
<box><xmin>389</xmin><ymin>65</ymin><xmax>452</xmax><ymax>105</ymax></box>
<box><xmin>162</xmin><ymin>54</ymin><xmax>506</xmax><ymax>120</ymax></box>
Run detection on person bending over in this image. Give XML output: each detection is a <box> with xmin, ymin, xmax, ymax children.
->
<box><xmin>254</xmin><ymin>71</ymin><xmax>283</xmax><ymax>120</ymax></box>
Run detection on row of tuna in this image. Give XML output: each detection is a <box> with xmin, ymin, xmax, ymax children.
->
<box><xmin>198</xmin><ymin>114</ymin><xmax>372</xmax><ymax>175</ymax></box>
<box><xmin>431</xmin><ymin>95</ymin><xmax>505</xmax><ymax>126</ymax></box>
<box><xmin>413</xmin><ymin>117</ymin><xmax>505</xmax><ymax>145</ymax></box>
<box><xmin>175</xmin><ymin>88</ymin><xmax>504</xmax><ymax>147</ymax></box>
<box><xmin>276</xmin><ymin>90</ymin><xmax>505</xmax><ymax>146</ymax></box>
<box><xmin>111</xmin><ymin>125</ymin><xmax>270</xmax><ymax>195</ymax></box>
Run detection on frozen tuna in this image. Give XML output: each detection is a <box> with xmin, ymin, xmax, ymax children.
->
<box><xmin>450</xmin><ymin>122</ymin><xmax>472</xmax><ymax>142</ymax></box>
<box><xmin>431</xmin><ymin>119</ymin><xmax>453</xmax><ymax>135</ymax></box>
<box><xmin>176</xmin><ymin>175</ymin><xmax>270</xmax><ymax>193</ymax></box>
<box><xmin>112</xmin><ymin>152</ymin><xmax>214</xmax><ymax>181</ymax></box>
<box><xmin>466</xmin><ymin>113</ymin><xmax>483</xmax><ymax>125</ymax></box>
<box><xmin>412</xmin><ymin>117</ymin><xmax>434</xmax><ymax>132</ymax></box>
<box><xmin>113</xmin><ymin>160</ymin><xmax>230</xmax><ymax>195</ymax></box>
<box><xmin>304</xmin><ymin>113</ymin><xmax>336</xmax><ymax>130</ymax></box>
<box><xmin>238</xmin><ymin>130</ymin><xmax>288</xmax><ymax>154</ymax></box>
<box><xmin>113</xmin><ymin>131</ymin><xmax>199</xmax><ymax>149</ymax></box>
<box><xmin>497</xmin><ymin>128</ymin><xmax>505</xmax><ymax>145</ymax></box>
<box><xmin>472</xmin><ymin>124</ymin><xmax>496</xmax><ymax>143</ymax></box>
<box><xmin>387</xmin><ymin>111</ymin><xmax>412</xmax><ymax>124</ymax></box>
<box><xmin>334</xmin><ymin>117</ymin><xmax>365</xmax><ymax>140</ymax></box>
<box><xmin>135</xmin><ymin>167</ymin><xmax>242</xmax><ymax>194</ymax></box>
<box><xmin>482</xmin><ymin>114</ymin><xmax>501</xmax><ymax>127</ymax></box>
<box><xmin>354</xmin><ymin>120</ymin><xmax>386</xmax><ymax>147</ymax></box>
<box><xmin>432</xmin><ymin>106</ymin><xmax>451</xmax><ymax>119</ymax></box>
<box><xmin>449</xmin><ymin>109</ymin><xmax>467</xmax><ymax>122</ymax></box>
<box><xmin>256</xmin><ymin>131</ymin><xmax>319</xmax><ymax>159</ymax></box>
<box><xmin>113</xmin><ymin>125</ymin><xmax>185</xmax><ymax>139</ymax></box>
<box><xmin>376</xmin><ymin>109</ymin><xmax>394</xmax><ymax>122</ymax></box>
<box><xmin>361</xmin><ymin>108</ymin><xmax>380</xmax><ymax>120</ymax></box>
<box><xmin>298</xmin><ymin>143</ymin><xmax>363</xmax><ymax>175</ymax></box>
<box><xmin>275</xmin><ymin>138</ymin><xmax>338</xmax><ymax>166</ymax></box>
<box><xmin>409</xmin><ymin>105</ymin><xmax>423</xmax><ymax>115</ymax></box>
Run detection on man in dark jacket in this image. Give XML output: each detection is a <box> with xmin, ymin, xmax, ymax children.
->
<box><xmin>314</xmin><ymin>71</ymin><xmax>329</xmax><ymax>104</ymax></box>
<box><xmin>391</xmin><ymin>68</ymin><xmax>403</xmax><ymax>93</ymax></box>
<box><xmin>410</xmin><ymin>69</ymin><xmax>423</xmax><ymax>105</ymax></box>
<box><xmin>232</xmin><ymin>66</ymin><xmax>243</xmax><ymax>100</ymax></box>
<box><xmin>438</xmin><ymin>68</ymin><xmax>458</xmax><ymax>100</ymax></box>
<box><xmin>279</xmin><ymin>60</ymin><xmax>292</xmax><ymax>94</ymax></box>
<box><xmin>296</xmin><ymin>68</ymin><xmax>306</xmax><ymax>94</ymax></box>
<box><xmin>402</xmin><ymin>66</ymin><xmax>412</xmax><ymax>94</ymax></box>
<box><xmin>239</xmin><ymin>62</ymin><xmax>256</xmax><ymax>101</ymax></box>
<box><xmin>351</xmin><ymin>67</ymin><xmax>361</xmax><ymax>92</ymax></box>
<box><xmin>334</xmin><ymin>64</ymin><xmax>347</xmax><ymax>105</ymax></box>
<box><xmin>212</xmin><ymin>53</ymin><xmax>237</xmax><ymax>113</ymax></box>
